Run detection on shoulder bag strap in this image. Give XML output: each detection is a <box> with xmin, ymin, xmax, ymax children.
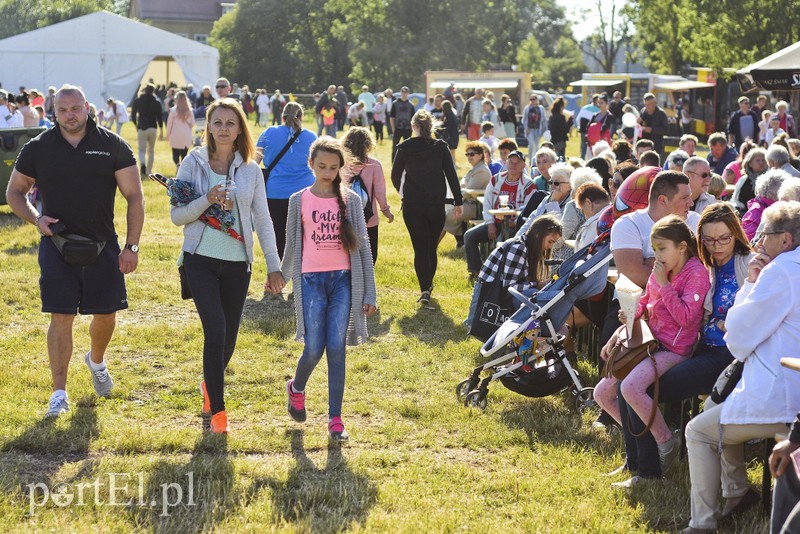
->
<box><xmin>263</xmin><ymin>128</ymin><xmax>302</xmax><ymax>184</ymax></box>
<box><xmin>628</xmin><ymin>348</ymin><xmax>660</xmax><ymax>438</ymax></box>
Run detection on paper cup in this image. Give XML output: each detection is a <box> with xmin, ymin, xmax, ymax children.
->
<box><xmin>616</xmin><ymin>274</ymin><xmax>642</xmax><ymax>337</ymax></box>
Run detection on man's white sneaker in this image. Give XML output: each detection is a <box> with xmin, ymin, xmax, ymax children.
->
<box><xmin>85</xmin><ymin>352</ymin><xmax>113</xmax><ymax>397</ymax></box>
<box><xmin>45</xmin><ymin>395</ymin><xmax>69</xmax><ymax>418</ymax></box>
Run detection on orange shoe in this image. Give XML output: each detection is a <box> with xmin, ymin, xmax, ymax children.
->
<box><xmin>209</xmin><ymin>411</ymin><xmax>229</xmax><ymax>434</ymax></box>
<box><xmin>200</xmin><ymin>381</ymin><xmax>210</xmax><ymax>415</ymax></box>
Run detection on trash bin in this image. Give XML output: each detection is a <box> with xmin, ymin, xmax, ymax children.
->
<box><xmin>0</xmin><ymin>127</ymin><xmax>46</xmax><ymax>205</ymax></box>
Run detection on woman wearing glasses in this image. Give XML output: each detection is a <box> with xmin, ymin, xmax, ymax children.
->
<box><xmin>611</xmin><ymin>203</ymin><xmax>755</xmax><ymax>488</ymax></box>
<box><xmin>443</xmin><ymin>141</ymin><xmax>492</xmax><ymax>246</ymax></box>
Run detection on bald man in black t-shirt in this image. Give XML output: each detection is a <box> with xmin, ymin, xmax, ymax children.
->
<box><xmin>5</xmin><ymin>84</ymin><xmax>144</xmax><ymax>418</ymax></box>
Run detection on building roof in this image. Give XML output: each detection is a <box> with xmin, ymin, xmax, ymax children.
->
<box><xmin>131</xmin><ymin>0</ymin><xmax>233</xmax><ymax>22</ymax></box>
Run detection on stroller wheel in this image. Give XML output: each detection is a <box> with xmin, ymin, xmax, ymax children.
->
<box><xmin>465</xmin><ymin>390</ymin><xmax>488</xmax><ymax>410</ymax></box>
<box><xmin>456</xmin><ymin>379</ymin><xmax>475</xmax><ymax>402</ymax></box>
<box><xmin>575</xmin><ymin>387</ymin><xmax>596</xmax><ymax>413</ymax></box>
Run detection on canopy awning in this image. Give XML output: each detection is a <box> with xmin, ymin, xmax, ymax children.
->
<box><xmin>429</xmin><ymin>79</ymin><xmax>521</xmax><ymax>89</ymax></box>
<box><xmin>653</xmin><ymin>80</ymin><xmax>715</xmax><ymax>91</ymax></box>
<box><xmin>569</xmin><ymin>79</ymin><xmax>625</xmax><ymax>87</ymax></box>
<box><xmin>736</xmin><ymin>40</ymin><xmax>800</xmax><ymax>92</ymax></box>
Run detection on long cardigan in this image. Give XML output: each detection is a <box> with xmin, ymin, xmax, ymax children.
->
<box><xmin>281</xmin><ymin>187</ymin><xmax>377</xmax><ymax>345</ymax></box>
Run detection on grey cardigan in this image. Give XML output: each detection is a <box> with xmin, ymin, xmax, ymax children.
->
<box><xmin>281</xmin><ymin>187</ymin><xmax>377</xmax><ymax>345</ymax></box>
<box><xmin>170</xmin><ymin>146</ymin><xmax>281</xmax><ymax>273</ymax></box>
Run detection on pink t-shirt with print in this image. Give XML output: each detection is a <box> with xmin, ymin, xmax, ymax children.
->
<box><xmin>301</xmin><ymin>188</ymin><xmax>351</xmax><ymax>273</ymax></box>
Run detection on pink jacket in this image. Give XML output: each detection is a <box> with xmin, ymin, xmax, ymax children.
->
<box><xmin>742</xmin><ymin>196</ymin><xmax>775</xmax><ymax>241</ymax></box>
<box><xmin>166</xmin><ymin>108</ymin><xmax>195</xmax><ymax>150</ymax></box>
<box><xmin>345</xmin><ymin>156</ymin><xmax>390</xmax><ymax>227</ymax></box>
<box><xmin>635</xmin><ymin>256</ymin><xmax>710</xmax><ymax>356</ymax></box>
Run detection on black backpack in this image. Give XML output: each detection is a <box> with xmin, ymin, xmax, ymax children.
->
<box><xmin>350</xmin><ymin>172</ymin><xmax>374</xmax><ymax>222</ymax></box>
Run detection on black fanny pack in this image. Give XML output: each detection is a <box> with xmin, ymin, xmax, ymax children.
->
<box><xmin>50</xmin><ymin>234</ymin><xmax>106</xmax><ymax>267</ymax></box>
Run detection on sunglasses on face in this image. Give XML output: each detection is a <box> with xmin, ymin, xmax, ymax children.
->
<box><xmin>548</xmin><ymin>181</ymin><xmax>566</xmax><ymax>186</ymax></box>
<box><xmin>688</xmin><ymin>170</ymin><xmax>711</xmax><ymax>179</ymax></box>
<box><xmin>216</xmin><ymin>85</ymin><xmax>228</xmax><ymax>89</ymax></box>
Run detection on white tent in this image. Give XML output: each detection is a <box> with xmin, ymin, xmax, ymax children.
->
<box><xmin>0</xmin><ymin>10</ymin><xmax>219</xmax><ymax>106</ymax></box>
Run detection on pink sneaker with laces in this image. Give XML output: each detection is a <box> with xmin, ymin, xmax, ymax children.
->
<box><xmin>286</xmin><ymin>380</ymin><xmax>306</xmax><ymax>422</ymax></box>
<box><xmin>328</xmin><ymin>417</ymin><xmax>349</xmax><ymax>442</ymax></box>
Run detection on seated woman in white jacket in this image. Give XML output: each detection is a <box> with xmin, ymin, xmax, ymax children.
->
<box><xmin>681</xmin><ymin>201</ymin><xmax>800</xmax><ymax>534</ymax></box>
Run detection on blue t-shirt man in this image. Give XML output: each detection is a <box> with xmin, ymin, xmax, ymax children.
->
<box><xmin>256</xmin><ymin>125</ymin><xmax>316</xmax><ymax>199</ymax></box>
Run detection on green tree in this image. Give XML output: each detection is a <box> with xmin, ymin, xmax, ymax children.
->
<box><xmin>580</xmin><ymin>0</ymin><xmax>631</xmax><ymax>73</ymax></box>
<box><xmin>628</xmin><ymin>0</ymin><xmax>800</xmax><ymax>74</ymax></box>
<box><xmin>210</xmin><ymin>0</ymin><xmax>352</xmax><ymax>93</ymax></box>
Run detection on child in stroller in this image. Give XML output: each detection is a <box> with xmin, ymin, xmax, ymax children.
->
<box><xmin>457</xmin><ymin>232</ymin><xmax>613</xmax><ymax>410</ymax></box>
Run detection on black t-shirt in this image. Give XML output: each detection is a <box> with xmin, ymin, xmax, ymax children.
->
<box><xmin>14</xmin><ymin>119</ymin><xmax>136</xmax><ymax>241</ymax></box>
<box><xmin>390</xmin><ymin>99</ymin><xmax>415</xmax><ymax>130</ymax></box>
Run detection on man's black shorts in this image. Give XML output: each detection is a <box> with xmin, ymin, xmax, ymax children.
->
<box><xmin>38</xmin><ymin>236</ymin><xmax>128</xmax><ymax>315</ymax></box>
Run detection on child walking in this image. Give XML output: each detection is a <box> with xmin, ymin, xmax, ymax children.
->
<box><xmin>281</xmin><ymin>136</ymin><xmax>377</xmax><ymax>442</ymax></box>
<box><xmin>594</xmin><ymin>216</ymin><xmax>710</xmax><ymax>472</ymax></box>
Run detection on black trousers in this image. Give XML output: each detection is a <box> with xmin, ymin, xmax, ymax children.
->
<box><xmin>172</xmin><ymin>147</ymin><xmax>188</xmax><ymax>166</ymax></box>
<box><xmin>402</xmin><ymin>202</ymin><xmax>445</xmax><ymax>292</ymax></box>
<box><xmin>184</xmin><ymin>253</ymin><xmax>251</xmax><ymax>415</ymax></box>
<box><xmin>392</xmin><ymin>128</ymin><xmax>412</xmax><ymax>163</ymax></box>
<box><xmin>367</xmin><ymin>225</ymin><xmax>378</xmax><ymax>265</ymax></box>
<box><xmin>267</xmin><ymin>197</ymin><xmax>290</xmax><ymax>259</ymax></box>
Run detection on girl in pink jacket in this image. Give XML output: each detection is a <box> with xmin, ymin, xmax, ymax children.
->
<box><xmin>594</xmin><ymin>215</ymin><xmax>710</xmax><ymax>471</ymax></box>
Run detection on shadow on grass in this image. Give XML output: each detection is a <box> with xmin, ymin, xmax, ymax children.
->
<box><xmin>241</xmin><ymin>295</ymin><xmax>295</xmax><ymax>338</ymax></box>
<box><xmin>248</xmin><ymin>429</ymin><xmax>377</xmax><ymax>533</ymax></box>
<box><xmin>0</xmin><ymin>397</ymin><xmax>98</xmax><ymax>504</ymax></box>
<box><xmin>3</xmin><ymin>242</ymin><xmax>38</xmax><ymax>255</ymax></box>
<box><xmin>128</xmin><ymin>430</ymin><xmax>235</xmax><ymax>532</ymax></box>
<box><xmin>0</xmin><ymin>211</ymin><xmax>25</xmax><ymax>229</ymax></box>
<box><xmin>397</xmin><ymin>300</ymin><xmax>465</xmax><ymax>347</ymax></box>
<box><xmin>366</xmin><ymin>308</ymin><xmax>394</xmax><ymax>337</ymax></box>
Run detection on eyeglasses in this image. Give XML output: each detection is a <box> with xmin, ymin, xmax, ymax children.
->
<box><xmin>701</xmin><ymin>234</ymin><xmax>733</xmax><ymax>247</ymax></box>
<box><xmin>465</xmin><ymin>152</ymin><xmax>479</xmax><ymax>157</ymax></box>
<box><xmin>548</xmin><ymin>181</ymin><xmax>567</xmax><ymax>186</ymax></box>
<box><xmin>760</xmin><ymin>229</ymin><xmax>786</xmax><ymax>239</ymax></box>
<box><xmin>687</xmin><ymin>170</ymin><xmax>711</xmax><ymax>179</ymax></box>
<box><xmin>216</xmin><ymin>85</ymin><xmax>229</xmax><ymax>89</ymax></box>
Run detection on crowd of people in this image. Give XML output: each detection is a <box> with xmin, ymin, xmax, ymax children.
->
<box><xmin>4</xmin><ymin>77</ymin><xmax>800</xmax><ymax>532</ymax></box>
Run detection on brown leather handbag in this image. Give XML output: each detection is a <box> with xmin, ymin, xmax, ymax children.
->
<box><xmin>603</xmin><ymin>319</ymin><xmax>661</xmax><ymax>437</ymax></box>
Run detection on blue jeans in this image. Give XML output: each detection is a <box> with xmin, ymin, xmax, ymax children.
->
<box><xmin>526</xmin><ymin>130</ymin><xmax>542</xmax><ymax>154</ymax></box>
<box><xmin>293</xmin><ymin>270</ymin><xmax>351</xmax><ymax>418</ymax></box>
<box><xmin>619</xmin><ymin>344</ymin><xmax>734</xmax><ymax>478</ymax></box>
<box><xmin>325</xmin><ymin>123</ymin><xmax>337</xmax><ymax>137</ymax></box>
<box><xmin>464</xmin><ymin>222</ymin><xmax>492</xmax><ymax>274</ymax></box>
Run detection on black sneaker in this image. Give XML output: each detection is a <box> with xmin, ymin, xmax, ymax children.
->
<box><xmin>417</xmin><ymin>291</ymin><xmax>431</xmax><ymax>305</ymax></box>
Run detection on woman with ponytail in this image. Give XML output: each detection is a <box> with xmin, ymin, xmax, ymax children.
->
<box><xmin>281</xmin><ymin>137</ymin><xmax>377</xmax><ymax>442</ymax></box>
<box><xmin>256</xmin><ymin>101</ymin><xmax>317</xmax><ymax>258</ymax></box>
<box><xmin>391</xmin><ymin>109</ymin><xmax>463</xmax><ymax>304</ymax></box>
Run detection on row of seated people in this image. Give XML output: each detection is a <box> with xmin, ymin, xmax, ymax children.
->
<box><xmin>462</xmin><ymin>159</ymin><xmax>800</xmax><ymax>533</ymax></box>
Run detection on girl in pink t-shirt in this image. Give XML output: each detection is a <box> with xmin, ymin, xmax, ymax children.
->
<box><xmin>282</xmin><ymin>137</ymin><xmax>377</xmax><ymax>442</ymax></box>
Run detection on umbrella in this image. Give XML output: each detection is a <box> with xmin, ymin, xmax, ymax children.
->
<box><xmin>737</xmin><ymin>40</ymin><xmax>800</xmax><ymax>92</ymax></box>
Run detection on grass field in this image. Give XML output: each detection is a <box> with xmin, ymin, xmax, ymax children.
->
<box><xmin>0</xmin><ymin>119</ymin><xmax>765</xmax><ymax>533</ymax></box>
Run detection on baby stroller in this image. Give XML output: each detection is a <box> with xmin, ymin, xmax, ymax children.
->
<box><xmin>456</xmin><ymin>232</ymin><xmax>613</xmax><ymax>411</ymax></box>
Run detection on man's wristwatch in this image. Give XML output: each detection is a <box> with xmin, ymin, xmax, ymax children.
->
<box><xmin>125</xmin><ymin>243</ymin><xmax>139</xmax><ymax>253</ymax></box>
<box><xmin>34</xmin><ymin>215</ymin><xmax>45</xmax><ymax>236</ymax></box>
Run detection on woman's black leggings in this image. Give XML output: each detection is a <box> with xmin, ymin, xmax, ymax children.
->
<box><xmin>367</xmin><ymin>225</ymin><xmax>379</xmax><ymax>264</ymax></box>
<box><xmin>172</xmin><ymin>147</ymin><xmax>188</xmax><ymax>166</ymax></box>
<box><xmin>267</xmin><ymin>197</ymin><xmax>290</xmax><ymax>259</ymax></box>
<box><xmin>402</xmin><ymin>202</ymin><xmax>445</xmax><ymax>292</ymax></box>
<box><xmin>183</xmin><ymin>253</ymin><xmax>251</xmax><ymax>415</ymax></box>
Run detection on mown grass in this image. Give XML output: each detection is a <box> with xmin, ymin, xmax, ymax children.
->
<box><xmin>0</xmin><ymin>121</ymin><xmax>764</xmax><ymax>533</ymax></box>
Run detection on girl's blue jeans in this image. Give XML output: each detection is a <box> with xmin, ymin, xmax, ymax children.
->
<box><xmin>293</xmin><ymin>270</ymin><xmax>351</xmax><ymax>418</ymax></box>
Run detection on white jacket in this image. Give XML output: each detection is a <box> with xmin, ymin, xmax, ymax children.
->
<box><xmin>722</xmin><ymin>246</ymin><xmax>800</xmax><ymax>425</ymax></box>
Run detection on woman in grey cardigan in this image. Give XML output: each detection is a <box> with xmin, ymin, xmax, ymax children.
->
<box><xmin>282</xmin><ymin>137</ymin><xmax>377</xmax><ymax>442</ymax></box>
<box><xmin>171</xmin><ymin>98</ymin><xmax>285</xmax><ymax>434</ymax></box>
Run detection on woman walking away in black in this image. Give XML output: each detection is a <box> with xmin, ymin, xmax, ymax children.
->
<box><xmin>391</xmin><ymin>109</ymin><xmax>462</xmax><ymax>304</ymax></box>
